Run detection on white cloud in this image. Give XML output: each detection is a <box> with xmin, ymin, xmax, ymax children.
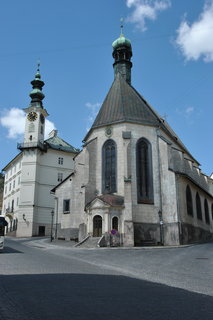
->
<box><xmin>0</xmin><ymin>107</ymin><xmax>55</xmax><ymax>140</ymax></box>
<box><xmin>44</xmin><ymin>119</ymin><xmax>56</xmax><ymax>139</ymax></box>
<box><xmin>126</xmin><ymin>0</ymin><xmax>171</xmax><ymax>31</ymax></box>
<box><xmin>85</xmin><ymin>102</ymin><xmax>101</xmax><ymax>131</ymax></box>
<box><xmin>175</xmin><ymin>1</ymin><xmax>213</xmax><ymax>62</ymax></box>
<box><xmin>175</xmin><ymin>106</ymin><xmax>199</xmax><ymax>124</ymax></box>
<box><xmin>0</xmin><ymin>108</ymin><xmax>25</xmax><ymax>138</ymax></box>
<box><xmin>185</xmin><ymin>106</ymin><xmax>194</xmax><ymax>115</ymax></box>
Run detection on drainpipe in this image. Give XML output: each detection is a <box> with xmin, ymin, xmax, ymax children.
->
<box><xmin>156</xmin><ymin>128</ymin><xmax>164</xmax><ymax>245</ymax></box>
<box><xmin>55</xmin><ymin>197</ymin><xmax>59</xmax><ymax>239</ymax></box>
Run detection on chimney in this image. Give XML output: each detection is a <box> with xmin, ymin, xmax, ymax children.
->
<box><xmin>48</xmin><ymin>129</ymin><xmax>58</xmax><ymax>138</ymax></box>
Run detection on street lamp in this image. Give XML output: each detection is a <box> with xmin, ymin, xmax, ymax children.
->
<box><xmin>158</xmin><ymin>210</ymin><xmax>164</xmax><ymax>246</ymax></box>
<box><xmin>50</xmin><ymin>209</ymin><xmax>54</xmax><ymax>242</ymax></box>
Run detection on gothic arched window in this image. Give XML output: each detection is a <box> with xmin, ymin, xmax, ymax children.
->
<box><xmin>196</xmin><ymin>193</ymin><xmax>202</xmax><ymax>221</ymax></box>
<box><xmin>102</xmin><ymin>139</ymin><xmax>116</xmax><ymax>194</ymax></box>
<box><xmin>204</xmin><ymin>199</ymin><xmax>210</xmax><ymax>225</ymax></box>
<box><xmin>186</xmin><ymin>185</ymin><xmax>193</xmax><ymax>216</ymax></box>
<box><xmin>136</xmin><ymin>138</ymin><xmax>153</xmax><ymax>204</ymax></box>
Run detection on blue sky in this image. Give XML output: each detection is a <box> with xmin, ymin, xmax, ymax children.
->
<box><xmin>0</xmin><ymin>0</ymin><xmax>213</xmax><ymax>175</ymax></box>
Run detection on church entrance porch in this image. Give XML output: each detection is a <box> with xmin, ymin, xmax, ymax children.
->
<box><xmin>93</xmin><ymin>215</ymin><xmax>102</xmax><ymax>237</ymax></box>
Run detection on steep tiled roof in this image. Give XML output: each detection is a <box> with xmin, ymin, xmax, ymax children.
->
<box><xmin>45</xmin><ymin>136</ymin><xmax>79</xmax><ymax>153</ymax></box>
<box><xmin>91</xmin><ymin>72</ymin><xmax>160</xmax><ymax>128</ymax></box>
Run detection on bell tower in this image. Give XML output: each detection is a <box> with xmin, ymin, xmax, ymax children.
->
<box><xmin>112</xmin><ymin>21</ymin><xmax>132</xmax><ymax>85</ymax></box>
<box><xmin>23</xmin><ymin>64</ymin><xmax>48</xmax><ymax>146</ymax></box>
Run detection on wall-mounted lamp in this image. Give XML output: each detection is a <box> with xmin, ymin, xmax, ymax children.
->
<box><xmin>23</xmin><ymin>214</ymin><xmax>26</xmax><ymax>221</ymax></box>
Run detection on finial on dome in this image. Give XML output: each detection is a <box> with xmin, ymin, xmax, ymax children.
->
<box><xmin>120</xmin><ymin>17</ymin><xmax>124</xmax><ymax>36</ymax></box>
<box><xmin>35</xmin><ymin>59</ymin><xmax>41</xmax><ymax>79</ymax></box>
<box><xmin>29</xmin><ymin>59</ymin><xmax>45</xmax><ymax>105</ymax></box>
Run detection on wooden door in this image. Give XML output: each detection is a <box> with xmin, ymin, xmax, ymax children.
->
<box><xmin>93</xmin><ymin>215</ymin><xmax>102</xmax><ymax>237</ymax></box>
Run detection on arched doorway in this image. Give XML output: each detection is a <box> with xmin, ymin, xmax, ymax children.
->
<box><xmin>93</xmin><ymin>215</ymin><xmax>102</xmax><ymax>237</ymax></box>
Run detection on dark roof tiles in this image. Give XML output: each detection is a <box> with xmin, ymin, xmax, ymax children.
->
<box><xmin>92</xmin><ymin>73</ymin><xmax>160</xmax><ymax>128</ymax></box>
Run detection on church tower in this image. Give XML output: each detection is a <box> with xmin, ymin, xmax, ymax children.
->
<box><xmin>112</xmin><ymin>22</ymin><xmax>132</xmax><ymax>84</ymax></box>
<box><xmin>17</xmin><ymin>66</ymin><xmax>49</xmax><ymax>237</ymax></box>
<box><xmin>23</xmin><ymin>64</ymin><xmax>48</xmax><ymax>146</ymax></box>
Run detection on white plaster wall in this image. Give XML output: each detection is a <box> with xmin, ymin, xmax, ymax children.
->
<box><xmin>55</xmin><ymin>148</ymin><xmax>88</xmax><ymax>232</ymax></box>
<box><xmin>158</xmin><ymin>138</ymin><xmax>178</xmax><ymax>223</ymax></box>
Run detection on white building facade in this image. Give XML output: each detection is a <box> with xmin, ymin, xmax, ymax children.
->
<box><xmin>2</xmin><ymin>68</ymin><xmax>78</xmax><ymax>237</ymax></box>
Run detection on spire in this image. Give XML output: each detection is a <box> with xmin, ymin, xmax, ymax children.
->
<box><xmin>112</xmin><ymin>20</ymin><xmax>132</xmax><ymax>84</ymax></box>
<box><xmin>29</xmin><ymin>61</ymin><xmax>45</xmax><ymax>107</ymax></box>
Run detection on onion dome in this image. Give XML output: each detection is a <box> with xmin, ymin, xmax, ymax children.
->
<box><xmin>29</xmin><ymin>63</ymin><xmax>45</xmax><ymax>106</ymax></box>
<box><xmin>112</xmin><ymin>34</ymin><xmax>132</xmax><ymax>50</ymax></box>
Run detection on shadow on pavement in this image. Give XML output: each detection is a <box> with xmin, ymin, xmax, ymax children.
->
<box><xmin>0</xmin><ymin>273</ymin><xmax>213</xmax><ymax>320</ymax></box>
<box><xmin>0</xmin><ymin>246</ymin><xmax>23</xmax><ymax>254</ymax></box>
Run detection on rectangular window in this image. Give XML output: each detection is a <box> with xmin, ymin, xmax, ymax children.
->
<box><xmin>58</xmin><ymin>157</ymin><xmax>64</xmax><ymax>165</ymax></box>
<box><xmin>9</xmin><ymin>183</ymin><xmax>11</xmax><ymax>191</ymax></box>
<box><xmin>5</xmin><ymin>186</ymin><xmax>7</xmax><ymax>194</ymax></box>
<box><xmin>58</xmin><ymin>172</ymin><xmax>63</xmax><ymax>182</ymax></box>
<box><xmin>63</xmin><ymin>199</ymin><xmax>70</xmax><ymax>213</ymax></box>
<box><xmin>17</xmin><ymin>197</ymin><xmax>19</xmax><ymax>206</ymax></box>
<box><xmin>18</xmin><ymin>176</ymin><xmax>21</xmax><ymax>185</ymax></box>
<box><xmin>13</xmin><ymin>180</ymin><xmax>15</xmax><ymax>189</ymax></box>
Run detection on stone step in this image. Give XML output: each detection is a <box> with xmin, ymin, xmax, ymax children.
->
<box><xmin>78</xmin><ymin>236</ymin><xmax>101</xmax><ymax>248</ymax></box>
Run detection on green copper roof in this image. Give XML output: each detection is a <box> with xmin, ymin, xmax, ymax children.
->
<box><xmin>112</xmin><ymin>34</ymin><xmax>131</xmax><ymax>50</ymax></box>
<box><xmin>45</xmin><ymin>135</ymin><xmax>79</xmax><ymax>153</ymax></box>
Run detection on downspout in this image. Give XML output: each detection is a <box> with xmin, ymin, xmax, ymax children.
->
<box><xmin>55</xmin><ymin>197</ymin><xmax>59</xmax><ymax>239</ymax></box>
<box><xmin>175</xmin><ymin>174</ymin><xmax>182</xmax><ymax>245</ymax></box>
<box><xmin>156</xmin><ymin>128</ymin><xmax>164</xmax><ymax>245</ymax></box>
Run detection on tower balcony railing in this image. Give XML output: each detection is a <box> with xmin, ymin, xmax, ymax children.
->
<box><xmin>17</xmin><ymin>141</ymin><xmax>47</xmax><ymax>151</ymax></box>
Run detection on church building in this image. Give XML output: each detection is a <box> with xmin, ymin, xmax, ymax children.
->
<box><xmin>2</xmin><ymin>67</ymin><xmax>78</xmax><ymax>237</ymax></box>
<box><xmin>51</xmin><ymin>31</ymin><xmax>213</xmax><ymax>246</ymax></box>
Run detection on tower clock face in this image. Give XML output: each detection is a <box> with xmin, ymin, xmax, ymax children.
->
<box><xmin>27</xmin><ymin>111</ymin><xmax>37</xmax><ymax>122</ymax></box>
<box><xmin>40</xmin><ymin>113</ymin><xmax>45</xmax><ymax>124</ymax></box>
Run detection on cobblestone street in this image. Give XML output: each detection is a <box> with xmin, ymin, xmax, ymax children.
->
<box><xmin>0</xmin><ymin>237</ymin><xmax>213</xmax><ymax>320</ymax></box>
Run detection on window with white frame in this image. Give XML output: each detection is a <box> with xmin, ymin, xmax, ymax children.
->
<box><xmin>63</xmin><ymin>199</ymin><xmax>70</xmax><ymax>213</ymax></box>
<box><xmin>58</xmin><ymin>157</ymin><xmax>64</xmax><ymax>165</ymax></box>
<box><xmin>13</xmin><ymin>180</ymin><xmax>15</xmax><ymax>189</ymax></box>
<box><xmin>58</xmin><ymin>172</ymin><xmax>63</xmax><ymax>182</ymax></box>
